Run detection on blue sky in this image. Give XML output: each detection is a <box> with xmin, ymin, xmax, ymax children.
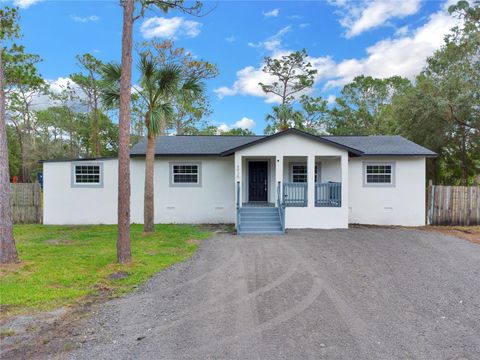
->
<box><xmin>9</xmin><ymin>0</ymin><xmax>457</xmax><ymax>134</ymax></box>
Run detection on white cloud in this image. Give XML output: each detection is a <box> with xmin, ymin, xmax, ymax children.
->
<box><xmin>327</xmin><ymin>95</ymin><xmax>337</xmax><ymax>105</ymax></box>
<box><xmin>299</xmin><ymin>23</ymin><xmax>310</xmax><ymax>29</ymax></box>
<box><xmin>12</xmin><ymin>0</ymin><xmax>40</xmax><ymax>9</ymax></box>
<box><xmin>217</xmin><ymin>124</ymin><xmax>230</xmax><ymax>133</ymax></box>
<box><xmin>263</xmin><ymin>8</ymin><xmax>279</xmax><ymax>18</ymax></box>
<box><xmin>216</xmin><ymin>1</ymin><xmax>458</xmax><ymax>102</ymax></box>
<box><xmin>395</xmin><ymin>25</ymin><xmax>410</xmax><ymax>37</ymax></box>
<box><xmin>216</xmin><ymin>117</ymin><xmax>256</xmax><ymax>133</ymax></box>
<box><xmin>140</xmin><ymin>17</ymin><xmax>201</xmax><ymax>39</ymax></box>
<box><xmin>325</xmin><ymin>9</ymin><xmax>459</xmax><ymax>88</ymax></box>
<box><xmin>214</xmin><ymin>55</ymin><xmax>336</xmax><ymax>103</ymax></box>
<box><xmin>234</xmin><ymin>117</ymin><xmax>255</xmax><ymax>129</ymax></box>
<box><xmin>225</xmin><ymin>35</ymin><xmax>236</xmax><ymax>43</ymax></box>
<box><xmin>70</xmin><ymin>15</ymin><xmax>100</xmax><ymax>23</ymax></box>
<box><xmin>330</xmin><ymin>0</ymin><xmax>421</xmax><ymax>38</ymax></box>
<box><xmin>29</xmin><ymin>77</ymin><xmax>87</xmax><ymax>111</ymax></box>
<box><xmin>247</xmin><ymin>26</ymin><xmax>291</xmax><ymax>53</ymax></box>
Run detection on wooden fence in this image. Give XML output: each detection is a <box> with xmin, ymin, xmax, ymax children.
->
<box><xmin>10</xmin><ymin>183</ymin><xmax>42</xmax><ymax>224</ymax></box>
<box><xmin>427</xmin><ymin>184</ymin><xmax>480</xmax><ymax>226</ymax></box>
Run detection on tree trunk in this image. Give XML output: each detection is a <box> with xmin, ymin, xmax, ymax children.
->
<box><xmin>117</xmin><ymin>0</ymin><xmax>134</xmax><ymax>264</ymax></box>
<box><xmin>93</xmin><ymin>102</ymin><xmax>101</xmax><ymax>157</ymax></box>
<box><xmin>0</xmin><ymin>47</ymin><xmax>20</xmax><ymax>264</ymax></box>
<box><xmin>460</xmin><ymin>125</ymin><xmax>468</xmax><ymax>186</ymax></box>
<box><xmin>143</xmin><ymin>115</ymin><xmax>155</xmax><ymax>232</ymax></box>
<box><xmin>176</xmin><ymin>119</ymin><xmax>182</xmax><ymax>135</ymax></box>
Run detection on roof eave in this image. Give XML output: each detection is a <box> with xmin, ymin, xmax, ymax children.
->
<box><xmin>220</xmin><ymin>128</ymin><xmax>364</xmax><ymax>156</ymax></box>
<box><xmin>358</xmin><ymin>153</ymin><xmax>438</xmax><ymax>157</ymax></box>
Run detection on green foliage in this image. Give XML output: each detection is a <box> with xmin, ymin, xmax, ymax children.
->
<box><xmin>70</xmin><ymin>53</ymin><xmax>106</xmax><ymax>156</ymax></box>
<box><xmin>102</xmin><ymin>52</ymin><xmax>204</xmax><ymax>137</ymax></box>
<box><xmin>184</xmin><ymin>125</ymin><xmax>218</xmax><ymax>135</ymax></box>
<box><xmin>299</xmin><ymin>95</ymin><xmax>329</xmax><ymax>134</ymax></box>
<box><xmin>0</xmin><ymin>224</ymin><xmax>211</xmax><ymax>315</ymax></box>
<box><xmin>324</xmin><ymin>1</ymin><xmax>479</xmax><ymax>185</ymax></box>
<box><xmin>0</xmin><ymin>6</ymin><xmax>20</xmax><ymax>41</ymax></box>
<box><xmin>328</xmin><ymin>75</ymin><xmax>411</xmax><ymax>135</ymax></box>
<box><xmin>259</xmin><ymin>49</ymin><xmax>317</xmax><ymax>106</ymax></box>
<box><xmin>220</xmin><ymin>128</ymin><xmax>255</xmax><ymax>136</ymax></box>
<box><xmin>134</xmin><ymin>0</ymin><xmax>203</xmax><ymax>20</ymax></box>
<box><xmin>264</xmin><ymin>105</ymin><xmax>304</xmax><ymax>134</ymax></box>
<box><xmin>139</xmin><ymin>39</ymin><xmax>218</xmax><ymax>134</ymax></box>
<box><xmin>6</xmin><ymin>125</ymin><xmax>20</xmax><ymax>177</ymax></box>
<box><xmin>260</xmin><ymin>49</ymin><xmax>319</xmax><ymax>133</ymax></box>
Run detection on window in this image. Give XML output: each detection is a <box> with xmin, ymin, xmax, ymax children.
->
<box><xmin>291</xmin><ymin>163</ymin><xmax>320</xmax><ymax>183</ymax></box>
<box><xmin>363</xmin><ymin>162</ymin><xmax>395</xmax><ymax>186</ymax></box>
<box><xmin>71</xmin><ymin>162</ymin><xmax>103</xmax><ymax>187</ymax></box>
<box><xmin>292</xmin><ymin>164</ymin><xmax>307</xmax><ymax>183</ymax></box>
<box><xmin>170</xmin><ymin>162</ymin><xmax>201</xmax><ymax>187</ymax></box>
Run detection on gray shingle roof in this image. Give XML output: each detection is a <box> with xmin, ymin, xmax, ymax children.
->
<box><xmin>130</xmin><ymin>135</ymin><xmax>261</xmax><ymax>156</ymax></box>
<box><xmin>324</xmin><ymin>135</ymin><xmax>437</xmax><ymax>156</ymax></box>
<box><xmin>129</xmin><ymin>130</ymin><xmax>436</xmax><ymax>157</ymax></box>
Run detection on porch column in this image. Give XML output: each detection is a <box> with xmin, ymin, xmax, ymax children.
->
<box><xmin>341</xmin><ymin>154</ymin><xmax>348</xmax><ymax>209</ymax></box>
<box><xmin>307</xmin><ymin>155</ymin><xmax>315</xmax><ymax>208</ymax></box>
<box><xmin>275</xmin><ymin>155</ymin><xmax>283</xmax><ymax>203</ymax></box>
<box><xmin>234</xmin><ymin>153</ymin><xmax>242</xmax><ymax>207</ymax></box>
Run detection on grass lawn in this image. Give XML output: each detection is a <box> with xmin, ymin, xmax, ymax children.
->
<box><xmin>0</xmin><ymin>224</ymin><xmax>211</xmax><ymax>317</ymax></box>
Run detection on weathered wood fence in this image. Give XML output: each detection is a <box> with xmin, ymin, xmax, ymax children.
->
<box><xmin>10</xmin><ymin>183</ymin><xmax>42</xmax><ymax>224</ymax></box>
<box><xmin>427</xmin><ymin>184</ymin><xmax>480</xmax><ymax>226</ymax></box>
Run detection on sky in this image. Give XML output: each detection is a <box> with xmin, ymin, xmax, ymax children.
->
<box><xmin>6</xmin><ymin>0</ymin><xmax>459</xmax><ymax>134</ymax></box>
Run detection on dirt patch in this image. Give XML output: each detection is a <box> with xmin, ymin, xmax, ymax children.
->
<box><xmin>187</xmin><ymin>238</ymin><xmax>201</xmax><ymax>245</ymax></box>
<box><xmin>0</xmin><ymin>262</ymin><xmax>28</xmax><ymax>277</ymax></box>
<box><xmin>107</xmin><ymin>271</ymin><xmax>129</xmax><ymax>280</ymax></box>
<box><xmin>418</xmin><ymin>226</ymin><xmax>480</xmax><ymax>244</ymax></box>
<box><xmin>44</xmin><ymin>239</ymin><xmax>75</xmax><ymax>245</ymax></box>
<box><xmin>200</xmin><ymin>224</ymin><xmax>235</xmax><ymax>234</ymax></box>
<box><xmin>351</xmin><ymin>224</ymin><xmax>480</xmax><ymax>245</ymax></box>
<box><xmin>0</xmin><ymin>291</ymin><xmax>115</xmax><ymax>360</ymax></box>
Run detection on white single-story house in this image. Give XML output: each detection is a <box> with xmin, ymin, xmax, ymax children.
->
<box><xmin>42</xmin><ymin>129</ymin><xmax>436</xmax><ymax>234</ymax></box>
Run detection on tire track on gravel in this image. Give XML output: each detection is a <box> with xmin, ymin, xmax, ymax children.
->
<box><xmin>174</xmin><ymin>241</ymin><xmax>324</xmax><ymax>359</ymax></box>
<box><xmin>282</xmin><ymin>240</ymin><xmax>391</xmax><ymax>359</ymax></box>
<box><xmin>129</xmin><ymin>242</ymin><xmax>302</xmax><ymax>336</ymax></box>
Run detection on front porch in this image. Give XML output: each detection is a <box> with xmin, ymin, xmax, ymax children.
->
<box><xmin>235</xmin><ymin>153</ymin><xmax>349</xmax><ymax>234</ymax></box>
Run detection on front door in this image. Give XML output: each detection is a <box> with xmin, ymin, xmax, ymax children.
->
<box><xmin>248</xmin><ymin>161</ymin><xmax>268</xmax><ymax>202</ymax></box>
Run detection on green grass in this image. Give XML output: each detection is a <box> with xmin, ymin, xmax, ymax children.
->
<box><xmin>0</xmin><ymin>224</ymin><xmax>211</xmax><ymax>316</ymax></box>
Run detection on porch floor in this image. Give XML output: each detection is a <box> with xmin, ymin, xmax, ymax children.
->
<box><xmin>242</xmin><ymin>202</ymin><xmax>275</xmax><ymax>208</ymax></box>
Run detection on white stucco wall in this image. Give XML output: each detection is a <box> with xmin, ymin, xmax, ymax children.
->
<box><xmin>235</xmin><ymin>132</ymin><xmax>349</xmax><ymax>229</ymax></box>
<box><xmin>130</xmin><ymin>157</ymin><xmax>235</xmax><ymax>224</ymax></box>
<box><xmin>43</xmin><ymin>136</ymin><xmax>427</xmax><ymax>228</ymax></box>
<box><xmin>43</xmin><ymin>159</ymin><xmax>119</xmax><ymax>225</ymax></box>
<box><xmin>348</xmin><ymin>157</ymin><xmax>426</xmax><ymax>226</ymax></box>
<box><xmin>43</xmin><ymin>157</ymin><xmax>235</xmax><ymax>225</ymax></box>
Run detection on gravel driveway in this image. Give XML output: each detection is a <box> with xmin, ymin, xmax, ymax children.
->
<box><xmin>69</xmin><ymin>228</ymin><xmax>480</xmax><ymax>360</ymax></box>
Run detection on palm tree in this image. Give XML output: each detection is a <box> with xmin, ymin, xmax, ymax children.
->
<box><xmin>264</xmin><ymin>104</ymin><xmax>304</xmax><ymax>134</ymax></box>
<box><xmin>102</xmin><ymin>53</ymin><xmax>203</xmax><ymax>233</ymax></box>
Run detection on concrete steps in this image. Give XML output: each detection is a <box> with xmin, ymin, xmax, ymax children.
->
<box><xmin>238</xmin><ymin>207</ymin><xmax>284</xmax><ymax>235</ymax></box>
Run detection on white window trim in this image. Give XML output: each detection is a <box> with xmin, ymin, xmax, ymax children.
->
<box><xmin>71</xmin><ymin>162</ymin><xmax>104</xmax><ymax>188</ymax></box>
<box><xmin>289</xmin><ymin>162</ymin><xmax>321</xmax><ymax>183</ymax></box>
<box><xmin>363</xmin><ymin>161</ymin><xmax>395</xmax><ymax>187</ymax></box>
<box><xmin>169</xmin><ymin>161</ymin><xmax>202</xmax><ymax>187</ymax></box>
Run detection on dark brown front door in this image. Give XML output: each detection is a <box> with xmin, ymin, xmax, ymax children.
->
<box><xmin>248</xmin><ymin>161</ymin><xmax>268</xmax><ymax>202</ymax></box>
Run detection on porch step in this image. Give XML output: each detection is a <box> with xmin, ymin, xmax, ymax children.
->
<box><xmin>238</xmin><ymin>207</ymin><xmax>283</xmax><ymax>235</ymax></box>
